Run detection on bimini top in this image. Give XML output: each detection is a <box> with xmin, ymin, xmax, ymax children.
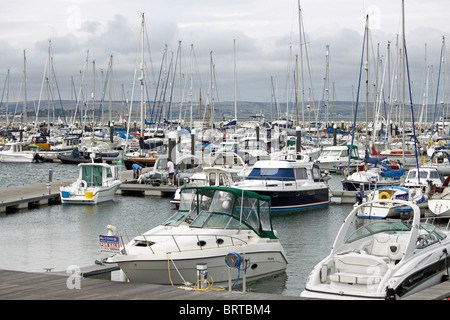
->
<box><xmin>166</xmin><ymin>186</ymin><xmax>276</xmax><ymax>239</ymax></box>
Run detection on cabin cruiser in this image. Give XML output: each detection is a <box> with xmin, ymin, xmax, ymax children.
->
<box><xmin>402</xmin><ymin>167</ymin><xmax>445</xmax><ymax>190</ymax></box>
<box><xmin>354</xmin><ymin>186</ymin><xmax>427</xmax><ymax>219</ymax></box>
<box><xmin>0</xmin><ymin>141</ymin><xmax>43</xmax><ymax>163</ymax></box>
<box><xmin>428</xmin><ymin>176</ymin><xmax>450</xmax><ymax>217</ymax></box>
<box><xmin>233</xmin><ymin>159</ymin><xmax>330</xmax><ymax>212</ymax></box>
<box><xmin>301</xmin><ymin>199</ymin><xmax>450</xmax><ymax>300</ymax></box>
<box><xmin>137</xmin><ymin>154</ymin><xmax>203</xmax><ymax>185</ymax></box>
<box><xmin>170</xmin><ymin>166</ymin><xmax>242</xmax><ymax>208</ymax></box>
<box><xmin>59</xmin><ymin>162</ymin><xmax>122</xmax><ymax>204</ymax></box>
<box><xmin>105</xmin><ymin>186</ymin><xmax>288</xmax><ymax>285</ymax></box>
<box><xmin>315</xmin><ymin>145</ymin><xmax>363</xmax><ymax>173</ymax></box>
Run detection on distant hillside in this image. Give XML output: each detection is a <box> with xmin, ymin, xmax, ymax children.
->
<box><xmin>2</xmin><ymin>99</ymin><xmax>426</xmax><ymax>124</ymax></box>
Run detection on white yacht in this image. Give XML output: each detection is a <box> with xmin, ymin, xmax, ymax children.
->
<box><xmin>233</xmin><ymin>159</ymin><xmax>330</xmax><ymax>212</ymax></box>
<box><xmin>106</xmin><ymin>186</ymin><xmax>288</xmax><ymax>286</ymax></box>
<box><xmin>315</xmin><ymin>145</ymin><xmax>362</xmax><ymax>173</ymax></box>
<box><xmin>170</xmin><ymin>166</ymin><xmax>242</xmax><ymax>208</ymax></box>
<box><xmin>0</xmin><ymin>142</ymin><xmax>40</xmax><ymax>163</ymax></box>
<box><xmin>60</xmin><ymin>162</ymin><xmax>122</xmax><ymax>204</ymax></box>
<box><xmin>301</xmin><ymin>199</ymin><xmax>450</xmax><ymax>300</ymax></box>
<box><xmin>354</xmin><ymin>186</ymin><xmax>427</xmax><ymax>219</ymax></box>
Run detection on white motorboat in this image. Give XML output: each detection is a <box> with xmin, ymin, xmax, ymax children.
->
<box><xmin>428</xmin><ymin>176</ymin><xmax>450</xmax><ymax>217</ymax></box>
<box><xmin>301</xmin><ymin>199</ymin><xmax>450</xmax><ymax>300</ymax></box>
<box><xmin>105</xmin><ymin>186</ymin><xmax>288</xmax><ymax>286</ymax></box>
<box><xmin>355</xmin><ymin>186</ymin><xmax>427</xmax><ymax>219</ymax></box>
<box><xmin>403</xmin><ymin>167</ymin><xmax>445</xmax><ymax>190</ymax></box>
<box><xmin>233</xmin><ymin>159</ymin><xmax>330</xmax><ymax>212</ymax></box>
<box><xmin>60</xmin><ymin>162</ymin><xmax>122</xmax><ymax>204</ymax></box>
<box><xmin>315</xmin><ymin>145</ymin><xmax>363</xmax><ymax>173</ymax></box>
<box><xmin>0</xmin><ymin>142</ymin><xmax>42</xmax><ymax>163</ymax></box>
<box><xmin>170</xmin><ymin>166</ymin><xmax>242</xmax><ymax>208</ymax></box>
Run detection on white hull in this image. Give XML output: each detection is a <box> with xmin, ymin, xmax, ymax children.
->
<box><xmin>116</xmin><ymin>250</ymin><xmax>287</xmax><ymax>285</ymax></box>
<box><xmin>61</xmin><ymin>182</ymin><xmax>121</xmax><ymax>204</ymax></box>
<box><xmin>428</xmin><ymin>199</ymin><xmax>450</xmax><ymax>217</ymax></box>
<box><xmin>301</xmin><ymin>199</ymin><xmax>450</xmax><ymax>300</ymax></box>
<box><xmin>0</xmin><ymin>153</ymin><xmax>34</xmax><ymax>163</ymax></box>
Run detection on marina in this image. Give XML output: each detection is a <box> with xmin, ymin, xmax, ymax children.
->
<box><xmin>1</xmin><ymin>0</ymin><xmax>450</xmax><ymax>302</ymax></box>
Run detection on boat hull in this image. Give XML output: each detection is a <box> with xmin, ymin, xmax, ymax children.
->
<box><xmin>0</xmin><ymin>153</ymin><xmax>35</xmax><ymax>163</ymax></box>
<box><xmin>238</xmin><ymin>186</ymin><xmax>329</xmax><ymax>212</ymax></box>
<box><xmin>113</xmin><ymin>250</ymin><xmax>287</xmax><ymax>285</ymax></box>
<box><xmin>60</xmin><ymin>182</ymin><xmax>121</xmax><ymax>205</ymax></box>
<box><xmin>428</xmin><ymin>199</ymin><xmax>450</xmax><ymax>217</ymax></box>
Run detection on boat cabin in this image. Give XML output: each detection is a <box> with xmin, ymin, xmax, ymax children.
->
<box><xmin>246</xmin><ymin>160</ymin><xmax>324</xmax><ymax>183</ymax></box>
<box><xmin>165</xmin><ymin>186</ymin><xmax>277</xmax><ymax>239</ymax></box>
<box><xmin>78</xmin><ymin>163</ymin><xmax>121</xmax><ymax>188</ymax></box>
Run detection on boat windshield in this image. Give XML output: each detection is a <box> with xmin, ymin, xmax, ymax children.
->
<box><xmin>416</xmin><ymin>223</ymin><xmax>447</xmax><ymax>249</ymax></box>
<box><xmin>81</xmin><ymin>165</ymin><xmax>103</xmax><ymax>187</ymax></box>
<box><xmin>247</xmin><ymin>168</ymin><xmax>295</xmax><ymax>181</ymax></box>
<box><xmin>321</xmin><ymin>149</ymin><xmax>343</xmax><ymax>157</ymax></box>
<box><xmin>345</xmin><ymin>220</ymin><xmax>410</xmax><ymax>244</ymax></box>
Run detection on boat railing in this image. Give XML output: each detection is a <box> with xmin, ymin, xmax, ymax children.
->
<box><xmin>117</xmin><ymin>232</ymin><xmax>249</xmax><ymax>255</ymax></box>
<box><xmin>420</xmin><ymin>216</ymin><xmax>450</xmax><ymax>231</ymax></box>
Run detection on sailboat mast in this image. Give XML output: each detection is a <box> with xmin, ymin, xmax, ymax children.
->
<box><xmin>23</xmin><ymin>50</ymin><xmax>27</xmax><ymax>127</ymax></box>
<box><xmin>140</xmin><ymin>13</ymin><xmax>145</xmax><ymax>140</ymax></box>
<box><xmin>365</xmin><ymin>15</ymin><xmax>369</xmax><ymax>151</ymax></box>
<box><xmin>234</xmin><ymin>38</ymin><xmax>237</xmax><ymax>123</ymax></box>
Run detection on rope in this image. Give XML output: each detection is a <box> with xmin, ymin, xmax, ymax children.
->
<box><xmin>166</xmin><ymin>252</ymin><xmax>225</xmax><ymax>292</ymax></box>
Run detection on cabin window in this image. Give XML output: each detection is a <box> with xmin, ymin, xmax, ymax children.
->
<box><xmin>429</xmin><ymin>171</ymin><xmax>439</xmax><ymax>180</ymax></box>
<box><xmin>82</xmin><ymin>166</ymin><xmax>103</xmax><ymax>187</ymax></box>
<box><xmin>295</xmin><ymin>168</ymin><xmax>308</xmax><ymax>180</ymax></box>
<box><xmin>209</xmin><ymin>173</ymin><xmax>216</xmax><ymax>186</ymax></box>
<box><xmin>247</xmin><ymin>168</ymin><xmax>295</xmax><ymax>181</ymax></box>
<box><xmin>234</xmin><ymin>197</ymin><xmax>259</xmax><ymax>231</ymax></box>
<box><xmin>219</xmin><ymin>173</ymin><xmax>229</xmax><ymax>186</ymax></box>
<box><xmin>259</xmin><ymin>201</ymin><xmax>271</xmax><ymax>232</ymax></box>
<box><xmin>106</xmin><ymin>168</ymin><xmax>113</xmax><ymax>178</ymax></box>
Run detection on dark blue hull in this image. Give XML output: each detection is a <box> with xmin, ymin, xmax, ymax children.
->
<box><xmin>253</xmin><ymin>188</ymin><xmax>329</xmax><ymax>212</ymax></box>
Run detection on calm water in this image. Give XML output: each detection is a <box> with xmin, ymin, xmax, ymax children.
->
<box><xmin>0</xmin><ymin>162</ymin><xmax>352</xmax><ymax>297</ymax></box>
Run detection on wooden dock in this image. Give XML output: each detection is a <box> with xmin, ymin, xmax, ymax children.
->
<box><xmin>0</xmin><ymin>268</ymin><xmax>302</xmax><ymax>300</ymax></box>
<box><xmin>0</xmin><ymin>179</ymin><xmax>73</xmax><ymax>213</ymax></box>
<box><xmin>0</xmin><ymin>169</ymin><xmax>178</xmax><ymax>213</ymax></box>
<box><xmin>0</xmin><ymin>267</ymin><xmax>448</xmax><ymax>300</ymax></box>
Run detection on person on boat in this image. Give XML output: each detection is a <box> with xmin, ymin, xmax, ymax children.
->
<box><xmin>132</xmin><ymin>163</ymin><xmax>142</xmax><ymax>179</ymax></box>
<box><xmin>166</xmin><ymin>158</ymin><xmax>175</xmax><ymax>186</ymax></box>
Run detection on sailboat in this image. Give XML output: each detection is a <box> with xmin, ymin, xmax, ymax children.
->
<box><xmin>122</xmin><ymin>13</ymin><xmax>161</xmax><ymax>169</ymax></box>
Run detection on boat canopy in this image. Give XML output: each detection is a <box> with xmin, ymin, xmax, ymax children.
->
<box><xmin>166</xmin><ymin>186</ymin><xmax>277</xmax><ymax>239</ymax></box>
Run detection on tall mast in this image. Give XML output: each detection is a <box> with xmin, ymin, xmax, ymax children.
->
<box><xmin>365</xmin><ymin>15</ymin><xmax>369</xmax><ymax>151</ymax></box>
<box><xmin>23</xmin><ymin>49</ymin><xmax>27</xmax><ymax>126</ymax></box>
<box><xmin>233</xmin><ymin>38</ymin><xmax>237</xmax><ymax>123</ymax></box>
<box><xmin>140</xmin><ymin>13</ymin><xmax>145</xmax><ymax>140</ymax></box>
<box><xmin>298</xmin><ymin>0</ymin><xmax>305</xmax><ymax>125</ymax></box>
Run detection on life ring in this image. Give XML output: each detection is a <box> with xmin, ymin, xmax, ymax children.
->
<box><xmin>78</xmin><ymin>180</ymin><xmax>87</xmax><ymax>190</ymax></box>
<box><xmin>438</xmin><ymin>140</ymin><xmax>444</xmax><ymax>146</ymax></box>
<box><xmin>427</xmin><ymin>140</ymin><xmax>433</xmax><ymax>146</ymax></box>
<box><xmin>379</xmin><ymin>192</ymin><xmax>391</xmax><ymax>200</ymax></box>
<box><xmin>420</xmin><ymin>156</ymin><xmax>426</xmax><ymax>164</ymax></box>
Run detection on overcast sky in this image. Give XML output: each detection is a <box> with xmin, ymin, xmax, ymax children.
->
<box><xmin>0</xmin><ymin>0</ymin><xmax>448</xmax><ymax>109</ymax></box>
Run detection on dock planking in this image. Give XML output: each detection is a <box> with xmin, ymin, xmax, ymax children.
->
<box><xmin>0</xmin><ymin>169</ymin><xmax>178</xmax><ymax>213</ymax></box>
<box><xmin>1</xmin><ymin>268</ymin><xmax>449</xmax><ymax>300</ymax></box>
<box><xmin>0</xmin><ymin>269</ymin><xmax>303</xmax><ymax>300</ymax></box>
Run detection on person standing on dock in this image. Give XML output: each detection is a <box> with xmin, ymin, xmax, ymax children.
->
<box><xmin>166</xmin><ymin>158</ymin><xmax>175</xmax><ymax>186</ymax></box>
<box><xmin>132</xmin><ymin>163</ymin><xmax>142</xmax><ymax>179</ymax></box>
